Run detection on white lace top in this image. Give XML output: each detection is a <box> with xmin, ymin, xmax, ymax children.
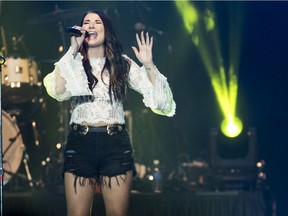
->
<box><xmin>43</xmin><ymin>47</ymin><xmax>176</xmax><ymax>125</ymax></box>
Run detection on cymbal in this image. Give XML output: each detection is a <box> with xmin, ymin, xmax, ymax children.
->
<box><xmin>27</xmin><ymin>5</ymin><xmax>83</xmax><ymax>25</ymax></box>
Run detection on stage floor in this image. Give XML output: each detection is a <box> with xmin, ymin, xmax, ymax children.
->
<box><xmin>3</xmin><ymin>189</ymin><xmax>273</xmax><ymax>216</ymax></box>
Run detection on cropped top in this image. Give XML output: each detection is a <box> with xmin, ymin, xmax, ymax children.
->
<box><xmin>43</xmin><ymin>47</ymin><xmax>176</xmax><ymax>125</ymax></box>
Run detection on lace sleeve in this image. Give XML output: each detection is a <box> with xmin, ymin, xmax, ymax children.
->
<box><xmin>43</xmin><ymin>47</ymin><xmax>92</xmax><ymax>101</ymax></box>
<box><xmin>127</xmin><ymin>57</ymin><xmax>176</xmax><ymax>117</ymax></box>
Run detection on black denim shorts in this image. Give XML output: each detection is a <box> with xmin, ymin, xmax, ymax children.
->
<box><xmin>63</xmin><ymin>127</ymin><xmax>136</xmax><ymax>187</ymax></box>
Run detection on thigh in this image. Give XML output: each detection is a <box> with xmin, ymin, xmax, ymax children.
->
<box><xmin>65</xmin><ymin>172</ymin><xmax>95</xmax><ymax>216</ymax></box>
<box><xmin>101</xmin><ymin>171</ymin><xmax>133</xmax><ymax>216</ymax></box>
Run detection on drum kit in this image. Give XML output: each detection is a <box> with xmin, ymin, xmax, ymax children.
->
<box><xmin>1</xmin><ymin>34</ymin><xmax>43</xmax><ymax>188</ymax></box>
<box><xmin>1</xmin><ymin>4</ymin><xmax>82</xmax><ymax>190</ymax></box>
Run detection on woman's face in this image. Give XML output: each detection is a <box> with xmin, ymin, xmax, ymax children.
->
<box><xmin>82</xmin><ymin>13</ymin><xmax>105</xmax><ymax>48</ymax></box>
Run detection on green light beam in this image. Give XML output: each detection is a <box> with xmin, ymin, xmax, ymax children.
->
<box><xmin>174</xmin><ymin>0</ymin><xmax>244</xmax><ymax>138</ymax></box>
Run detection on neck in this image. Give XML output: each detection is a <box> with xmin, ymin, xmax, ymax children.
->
<box><xmin>88</xmin><ymin>45</ymin><xmax>105</xmax><ymax>58</ymax></box>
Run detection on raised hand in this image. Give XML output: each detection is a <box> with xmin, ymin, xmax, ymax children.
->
<box><xmin>131</xmin><ymin>31</ymin><xmax>154</xmax><ymax>67</ymax></box>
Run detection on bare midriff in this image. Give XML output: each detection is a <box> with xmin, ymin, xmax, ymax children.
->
<box><xmin>81</xmin><ymin>121</ymin><xmax>120</xmax><ymax>127</ymax></box>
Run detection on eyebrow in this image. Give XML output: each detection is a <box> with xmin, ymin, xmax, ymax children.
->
<box><xmin>84</xmin><ymin>19</ymin><xmax>102</xmax><ymax>22</ymax></box>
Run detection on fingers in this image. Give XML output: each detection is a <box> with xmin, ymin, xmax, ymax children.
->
<box><xmin>136</xmin><ymin>31</ymin><xmax>153</xmax><ymax>47</ymax></box>
<box><xmin>141</xmin><ymin>31</ymin><xmax>145</xmax><ymax>45</ymax></box>
<box><xmin>149</xmin><ymin>35</ymin><xmax>153</xmax><ymax>49</ymax></box>
<box><xmin>72</xmin><ymin>25</ymin><xmax>86</xmax><ymax>37</ymax></box>
<box><xmin>70</xmin><ymin>25</ymin><xmax>85</xmax><ymax>52</ymax></box>
<box><xmin>145</xmin><ymin>32</ymin><xmax>150</xmax><ymax>45</ymax></box>
<box><xmin>131</xmin><ymin>46</ymin><xmax>138</xmax><ymax>56</ymax></box>
<box><xmin>73</xmin><ymin>25</ymin><xmax>82</xmax><ymax>31</ymax></box>
<box><xmin>135</xmin><ymin>33</ymin><xmax>142</xmax><ymax>47</ymax></box>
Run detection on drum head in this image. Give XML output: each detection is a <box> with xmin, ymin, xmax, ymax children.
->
<box><xmin>2</xmin><ymin>110</ymin><xmax>24</xmax><ymax>185</ymax></box>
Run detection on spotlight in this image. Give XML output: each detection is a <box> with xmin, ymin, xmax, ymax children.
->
<box><xmin>220</xmin><ymin>117</ymin><xmax>243</xmax><ymax>138</ymax></box>
<box><xmin>209</xmin><ymin>127</ymin><xmax>258</xmax><ymax>190</ymax></box>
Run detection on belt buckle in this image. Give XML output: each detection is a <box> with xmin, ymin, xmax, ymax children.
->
<box><xmin>107</xmin><ymin>124</ymin><xmax>122</xmax><ymax>136</ymax></box>
<box><xmin>73</xmin><ymin>124</ymin><xmax>89</xmax><ymax>135</ymax></box>
<box><xmin>80</xmin><ymin>125</ymin><xmax>89</xmax><ymax>135</ymax></box>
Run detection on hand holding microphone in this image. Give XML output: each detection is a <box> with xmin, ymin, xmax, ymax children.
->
<box><xmin>66</xmin><ymin>26</ymin><xmax>87</xmax><ymax>55</ymax></box>
<box><xmin>65</xmin><ymin>27</ymin><xmax>90</xmax><ymax>37</ymax></box>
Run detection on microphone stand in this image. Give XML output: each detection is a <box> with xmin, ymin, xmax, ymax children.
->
<box><xmin>0</xmin><ymin>54</ymin><xmax>6</xmax><ymax>216</ymax></box>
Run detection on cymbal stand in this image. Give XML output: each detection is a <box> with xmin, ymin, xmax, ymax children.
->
<box><xmin>2</xmin><ymin>131</ymin><xmax>34</xmax><ymax>188</ymax></box>
<box><xmin>22</xmin><ymin>150</ymin><xmax>33</xmax><ymax>188</ymax></box>
<box><xmin>0</xmin><ymin>54</ymin><xmax>6</xmax><ymax>216</ymax></box>
<box><xmin>2</xmin><ymin>156</ymin><xmax>34</xmax><ymax>189</ymax></box>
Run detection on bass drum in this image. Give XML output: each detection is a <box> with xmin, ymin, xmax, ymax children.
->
<box><xmin>2</xmin><ymin>110</ymin><xmax>24</xmax><ymax>185</ymax></box>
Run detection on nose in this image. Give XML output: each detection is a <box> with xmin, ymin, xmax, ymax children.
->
<box><xmin>89</xmin><ymin>23</ymin><xmax>95</xmax><ymax>29</ymax></box>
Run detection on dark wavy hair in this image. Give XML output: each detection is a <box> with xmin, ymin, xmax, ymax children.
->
<box><xmin>79</xmin><ymin>10</ymin><xmax>130</xmax><ymax>103</ymax></box>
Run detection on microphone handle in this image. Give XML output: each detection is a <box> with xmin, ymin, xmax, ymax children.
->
<box><xmin>65</xmin><ymin>27</ymin><xmax>83</xmax><ymax>37</ymax></box>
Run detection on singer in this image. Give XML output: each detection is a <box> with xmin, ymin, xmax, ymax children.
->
<box><xmin>43</xmin><ymin>10</ymin><xmax>175</xmax><ymax>216</ymax></box>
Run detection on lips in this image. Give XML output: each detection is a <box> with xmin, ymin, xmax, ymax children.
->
<box><xmin>87</xmin><ymin>31</ymin><xmax>98</xmax><ymax>39</ymax></box>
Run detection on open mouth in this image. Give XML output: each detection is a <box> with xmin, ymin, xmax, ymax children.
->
<box><xmin>87</xmin><ymin>31</ymin><xmax>98</xmax><ymax>39</ymax></box>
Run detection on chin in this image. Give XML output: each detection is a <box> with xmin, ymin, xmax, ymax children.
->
<box><xmin>88</xmin><ymin>43</ymin><xmax>105</xmax><ymax>49</ymax></box>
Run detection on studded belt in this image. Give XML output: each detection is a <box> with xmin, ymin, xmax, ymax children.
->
<box><xmin>71</xmin><ymin>123</ymin><xmax>125</xmax><ymax>136</ymax></box>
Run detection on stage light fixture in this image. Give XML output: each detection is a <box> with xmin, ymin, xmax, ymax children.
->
<box><xmin>209</xmin><ymin>127</ymin><xmax>258</xmax><ymax>190</ymax></box>
<box><xmin>221</xmin><ymin>116</ymin><xmax>243</xmax><ymax>138</ymax></box>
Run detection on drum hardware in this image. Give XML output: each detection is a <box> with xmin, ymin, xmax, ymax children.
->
<box><xmin>1</xmin><ymin>23</ymin><xmax>42</xmax><ymax>104</ymax></box>
<box><xmin>4</xmin><ymin>108</ymin><xmax>22</xmax><ymax>117</ymax></box>
<box><xmin>3</xmin><ymin>152</ymin><xmax>34</xmax><ymax>188</ymax></box>
<box><xmin>22</xmin><ymin>152</ymin><xmax>34</xmax><ymax>188</ymax></box>
<box><xmin>3</xmin><ymin>131</ymin><xmax>22</xmax><ymax>156</ymax></box>
<box><xmin>32</xmin><ymin>121</ymin><xmax>40</xmax><ymax>146</ymax></box>
<box><xmin>40</xmin><ymin>146</ymin><xmax>65</xmax><ymax>193</ymax></box>
<box><xmin>1</xmin><ymin>110</ymin><xmax>35</xmax><ymax>188</ymax></box>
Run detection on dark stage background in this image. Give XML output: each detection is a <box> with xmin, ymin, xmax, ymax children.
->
<box><xmin>1</xmin><ymin>1</ymin><xmax>288</xmax><ymax>216</ymax></box>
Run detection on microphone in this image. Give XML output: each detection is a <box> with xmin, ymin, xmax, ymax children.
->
<box><xmin>65</xmin><ymin>27</ymin><xmax>89</xmax><ymax>37</ymax></box>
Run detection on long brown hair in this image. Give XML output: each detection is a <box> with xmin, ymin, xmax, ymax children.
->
<box><xmin>79</xmin><ymin>10</ymin><xmax>130</xmax><ymax>103</ymax></box>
